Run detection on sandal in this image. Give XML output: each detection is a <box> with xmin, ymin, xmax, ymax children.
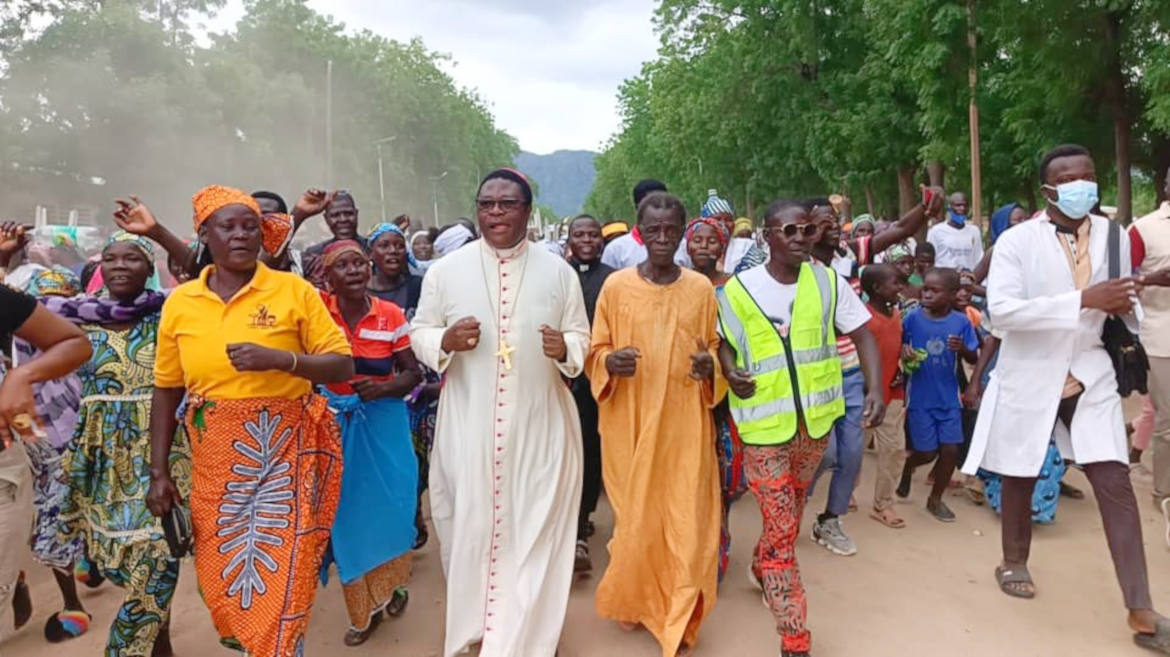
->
<box><xmin>343</xmin><ymin>611</ymin><xmax>383</xmax><ymax>647</ymax></box>
<box><xmin>995</xmin><ymin>564</ymin><xmax>1036</xmax><ymax>599</ymax></box>
<box><xmin>869</xmin><ymin>507</ymin><xmax>906</xmax><ymax>529</ymax></box>
<box><xmin>44</xmin><ymin>609</ymin><xmax>91</xmax><ymax>642</ymax></box>
<box><xmin>385</xmin><ymin>588</ymin><xmax>409</xmax><ymax>617</ymax></box>
<box><xmin>1134</xmin><ymin>618</ymin><xmax>1170</xmax><ymax>654</ymax></box>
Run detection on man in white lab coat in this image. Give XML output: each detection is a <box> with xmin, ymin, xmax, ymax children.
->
<box><xmin>962</xmin><ymin>144</ymin><xmax>1170</xmax><ymax>652</ymax></box>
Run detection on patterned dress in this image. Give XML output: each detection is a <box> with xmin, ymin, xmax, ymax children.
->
<box><xmin>57</xmin><ymin>316</ymin><xmax>192</xmax><ymax>657</ymax></box>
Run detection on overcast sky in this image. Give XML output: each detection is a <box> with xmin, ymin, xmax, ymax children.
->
<box><xmin>207</xmin><ymin>0</ymin><xmax>660</xmax><ymax>154</ymax></box>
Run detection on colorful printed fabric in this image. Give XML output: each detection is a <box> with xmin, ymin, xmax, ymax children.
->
<box><xmin>979</xmin><ymin>441</ymin><xmax>1066</xmax><ymax>524</ymax></box>
<box><xmin>341</xmin><ymin>554</ymin><xmax>410</xmax><ymax>631</ymax></box>
<box><xmin>744</xmin><ymin>430</ymin><xmax>829</xmax><ymax>654</ymax></box>
<box><xmin>24</xmin><ymin>439</ymin><xmax>83</xmax><ymax>568</ymax></box>
<box><xmin>56</xmin><ymin>316</ymin><xmax>192</xmax><ymax>656</ymax></box>
<box><xmin>105</xmin><ymin>230</ymin><xmax>155</xmax><ymax>260</ymax></box>
<box><xmin>408</xmin><ymin>368</ymin><xmax>441</xmax><ymax>495</ymax></box>
<box><xmin>685</xmin><ymin>217</ymin><xmax>730</xmax><ymax>246</ymax></box>
<box><xmin>25</xmin><ymin>265</ymin><xmax>80</xmax><ymax>297</ymax></box>
<box><xmin>714</xmin><ymin>400</ymin><xmax>746</xmax><ymax>580</ymax></box>
<box><xmin>184</xmin><ymin>394</ymin><xmax>342</xmax><ymax>657</ymax></box>
<box><xmin>42</xmin><ymin>290</ymin><xmax>167</xmax><ymax>325</ymax></box>
<box><xmin>190</xmin><ymin>185</ymin><xmax>290</xmax><ymax>256</ymax></box>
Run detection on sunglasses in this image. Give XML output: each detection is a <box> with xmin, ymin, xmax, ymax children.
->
<box><xmin>476</xmin><ymin>198</ymin><xmax>524</xmax><ymax>212</ymax></box>
<box><xmin>767</xmin><ymin>224</ymin><xmax>819</xmax><ymax>238</ymax></box>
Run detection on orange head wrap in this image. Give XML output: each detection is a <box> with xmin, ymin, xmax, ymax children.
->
<box><xmin>191</xmin><ymin>185</ymin><xmax>291</xmax><ymax>256</ymax></box>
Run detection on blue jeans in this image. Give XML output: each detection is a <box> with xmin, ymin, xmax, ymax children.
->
<box><xmin>810</xmin><ymin>367</ymin><xmax>865</xmax><ymax>516</ymax></box>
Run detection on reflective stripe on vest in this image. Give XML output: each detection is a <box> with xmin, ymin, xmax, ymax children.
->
<box><xmin>717</xmin><ymin>263</ymin><xmax>846</xmax><ymax>445</ymax></box>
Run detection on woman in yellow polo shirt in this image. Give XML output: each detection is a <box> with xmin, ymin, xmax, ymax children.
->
<box><xmin>145</xmin><ymin>185</ymin><xmax>354</xmax><ymax>657</ymax></box>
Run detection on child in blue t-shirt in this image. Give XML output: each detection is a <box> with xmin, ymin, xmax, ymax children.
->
<box><xmin>895</xmin><ymin>267</ymin><xmax>979</xmax><ymax>522</ymax></box>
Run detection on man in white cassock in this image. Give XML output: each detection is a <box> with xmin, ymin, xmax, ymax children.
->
<box><xmin>962</xmin><ymin>144</ymin><xmax>1170</xmax><ymax>653</ymax></box>
<box><xmin>411</xmin><ymin>168</ymin><xmax>590</xmax><ymax>657</ymax></box>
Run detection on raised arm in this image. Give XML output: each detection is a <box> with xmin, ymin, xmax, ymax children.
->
<box><xmin>864</xmin><ymin>185</ymin><xmax>945</xmax><ymax>254</ymax></box>
<box><xmin>114</xmin><ymin>196</ymin><xmax>193</xmax><ymax>269</ymax></box>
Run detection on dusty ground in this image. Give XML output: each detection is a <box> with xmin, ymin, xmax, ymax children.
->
<box><xmin>4</xmin><ymin>449</ymin><xmax>1169</xmax><ymax>657</ymax></box>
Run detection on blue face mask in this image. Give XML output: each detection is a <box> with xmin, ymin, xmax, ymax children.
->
<box><xmin>1043</xmin><ymin>180</ymin><xmax>1098</xmax><ymax>220</ymax></box>
<box><xmin>948</xmin><ymin>211</ymin><xmax>967</xmax><ymax>226</ymax></box>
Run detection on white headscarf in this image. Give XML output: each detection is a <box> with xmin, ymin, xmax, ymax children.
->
<box><xmin>434</xmin><ymin>224</ymin><xmax>473</xmax><ymax>257</ymax></box>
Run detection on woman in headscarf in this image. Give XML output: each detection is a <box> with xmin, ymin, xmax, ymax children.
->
<box><xmin>411</xmin><ymin>229</ymin><xmax>435</xmax><ymax>262</ymax></box>
<box><xmin>145</xmin><ymin>185</ymin><xmax>354</xmax><ymax>657</ymax></box>
<box><xmin>850</xmin><ymin>214</ymin><xmax>876</xmax><ymax>238</ymax></box>
<box><xmin>366</xmin><ymin>223</ymin><xmax>423</xmax><ymax>315</ymax></box>
<box><xmin>365</xmin><ymin>222</ymin><xmax>440</xmax><ymax>547</ymax></box>
<box><xmin>11</xmin><ymin>267</ymin><xmax>89</xmax><ymax>644</ymax></box>
<box><xmin>52</xmin><ymin>231</ymin><xmax>190</xmax><ymax>655</ymax></box>
<box><xmin>317</xmin><ymin>240</ymin><xmax>421</xmax><ymax>646</ymax></box>
<box><xmin>685</xmin><ymin>217</ymin><xmax>744</xmax><ymax>582</ymax></box>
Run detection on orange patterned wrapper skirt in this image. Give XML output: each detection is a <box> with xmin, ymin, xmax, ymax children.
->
<box><xmin>184</xmin><ymin>394</ymin><xmax>342</xmax><ymax>657</ymax></box>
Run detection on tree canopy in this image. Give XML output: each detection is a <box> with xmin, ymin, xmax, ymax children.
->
<box><xmin>585</xmin><ymin>0</ymin><xmax>1170</xmax><ymax>225</ymax></box>
<box><xmin>0</xmin><ymin>0</ymin><xmax>518</xmax><ymax>232</ymax></box>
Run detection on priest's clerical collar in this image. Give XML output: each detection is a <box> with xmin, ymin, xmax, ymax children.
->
<box><xmin>573</xmin><ymin>258</ymin><xmax>597</xmax><ymax>272</ymax></box>
<box><xmin>482</xmin><ymin>235</ymin><xmax>528</xmax><ymax>260</ymax></box>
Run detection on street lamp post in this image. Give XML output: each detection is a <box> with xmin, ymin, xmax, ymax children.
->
<box><xmin>373</xmin><ymin>136</ymin><xmax>397</xmax><ymax>222</ymax></box>
<box><xmin>430</xmin><ymin>171</ymin><xmax>449</xmax><ymax>227</ymax></box>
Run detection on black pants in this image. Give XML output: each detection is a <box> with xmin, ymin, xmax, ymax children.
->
<box><xmin>572</xmin><ymin>377</ymin><xmax>602</xmax><ymax>539</ymax></box>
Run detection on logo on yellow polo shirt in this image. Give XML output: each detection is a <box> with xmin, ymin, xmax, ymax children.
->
<box><xmin>248</xmin><ymin>304</ymin><xmax>278</xmax><ymax>329</ymax></box>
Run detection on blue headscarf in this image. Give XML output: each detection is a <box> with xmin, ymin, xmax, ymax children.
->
<box><xmin>990</xmin><ymin>202</ymin><xmax>1020</xmax><ymax>245</ymax></box>
<box><xmin>701</xmin><ymin>190</ymin><xmax>733</xmax><ymax>218</ymax></box>
<box><xmin>367</xmin><ymin>222</ymin><xmax>421</xmax><ymax>273</ymax></box>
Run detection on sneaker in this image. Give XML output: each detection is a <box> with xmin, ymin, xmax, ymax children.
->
<box><xmin>811</xmin><ymin>517</ymin><xmax>858</xmax><ymax>556</ymax></box>
<box><xmin>926</xmin><ymin>497</ymin><xmax>956</xmax><ymax>522</ymax></box>
<box><xmin>574</xmin><ymin>540</ymin><xmax>592</xmax><ymax>573</ymax></box>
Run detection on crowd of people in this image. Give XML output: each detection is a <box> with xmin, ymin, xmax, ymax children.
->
<box><xmin>0</xmin><ymin>144</ymin><xmax>1168</xmax><ymax>657</ymax></box>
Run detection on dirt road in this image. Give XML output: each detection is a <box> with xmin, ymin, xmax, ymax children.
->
<box><xmin>4</xmin><ymin>450</ymin><xmax>1169</xmax><ymax>657</ymax></box>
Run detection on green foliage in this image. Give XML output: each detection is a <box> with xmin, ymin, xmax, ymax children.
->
<box><xmin>590</xmin><ymin>0</ymin><xmax>1170</xmax><ymax>222</ymax></box>
<box><xmin>0</xmin><ymin>0</ymin><xmax>517</xmax><ymax>230</ymax></box>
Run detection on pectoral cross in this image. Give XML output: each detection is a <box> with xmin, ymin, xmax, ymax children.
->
<box><xmin>495</xmin><ymin>338</ymin><xmax>516</xmax><ymax>371</ymax></box>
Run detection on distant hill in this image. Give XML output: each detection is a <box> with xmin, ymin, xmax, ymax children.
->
<box><xmin>515</xmin><ymin>150</ymin><xmax>596</xmax><ymax>217</ymax></box>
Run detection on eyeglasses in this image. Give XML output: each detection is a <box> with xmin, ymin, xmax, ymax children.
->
<box><xmin>767</xmin><ymin>224</ymin><xmax>819</xmax><ymax>238</ymax></box>
<box><xmin>476</xmin><ymin>198</ymin><xmax>524</xmax><ymax>212</ymax></box>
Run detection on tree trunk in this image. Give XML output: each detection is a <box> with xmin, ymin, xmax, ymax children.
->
<box><xmin>927</xmin><ymin>161</ymin><xmax>945</xmax><ymax>188</ymax></box>
<box><xmin>897</xmin><ymin>165</ymin><xmax>917</xmax><ymax>215</ymax></box>
<box><xmin>864</xmin><ymin>186</ymin><xmax>876</xmax><ymax>217</ymax></box>
<box><xmin>1103</xmin><ymin>10</ymin><xmax>1132</xmax><ymax>224</ymax></box>
<box><xmin>1152</xmin><ymin>137</ymin><xmax>1170</xmax><ymax>207</ymax></box>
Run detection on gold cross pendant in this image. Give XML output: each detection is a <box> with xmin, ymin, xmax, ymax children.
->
<box><xmin>495</xmin><ymin>338</ymin><xmax>516</xmax><ymax>371</ymax></box>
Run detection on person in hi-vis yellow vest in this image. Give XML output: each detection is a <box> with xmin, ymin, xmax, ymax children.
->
<box><xmin>715</xmin><ymin>198</ymin><xmax>885</xmax><ymax>657</ymax></box>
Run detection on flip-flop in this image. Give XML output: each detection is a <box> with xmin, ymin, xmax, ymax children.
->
<box><xmin>869</xmin><ymin>508</ymin><xmax>906</xmax><ymax>529</ymax></box>
<box><xmin>995</xmin><ymin>565</ymin><xmax>1036</xmax><ymax>599</ymax></box>
<box><xmin>1134</xmin><ymin>618</ymin><xmax>1170</xmax><ymax>654</ymax></box>
<box><xmin>43</xmin><ymin>610</ymin><xmax>90</xmax><ymax>642</ymax></box>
